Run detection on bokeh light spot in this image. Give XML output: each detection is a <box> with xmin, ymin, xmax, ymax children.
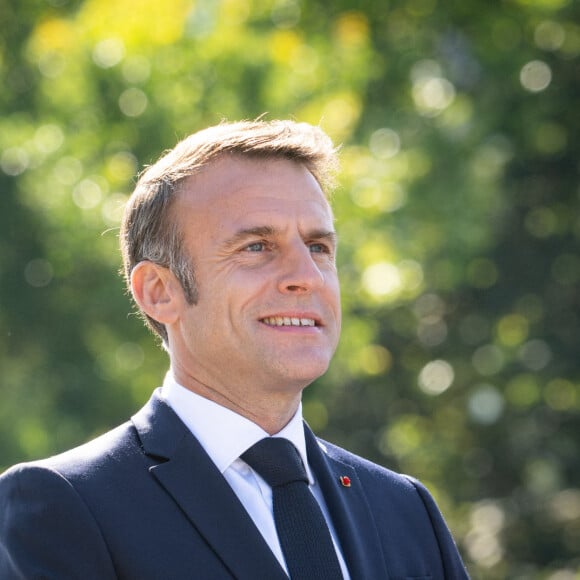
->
<box><xmin>419</xmin><ymin>360</ymin><xmax>454</xmax><ymax>395</ymax></box>
<box><xmin>73</xmin><ymin>179</ymin><xmax>103</xmax><ymax>209</ymax></box>
<box><xmin>550</xmin><ymin>489</ymin><xmax>580</xmax><ymax>522</ymax></box>
<box><xmin>271</xmin><ymin>0</ymin><xmax>301</xmax><ymax>29</ymax></box>
<box><xmin>321</xmin><ymin>94</ymin><xmax>361</xmax><ymax>139</ymax></box>
<box><xmin>412</xmin><ymin>76</ymin><xmax>456</xmax><ymax>117</ymax></box>
<box><xmin>468</xmin><ymin>384</ymin><xmax>505</xmax><ymax>425</ymax></box>
<box><xmin>53</xmin><ymin>156</ymin><xmax>83</xmax><ymax>185</ymax></box>
<box><xmin>119</xmin><ymin>88</ymin><xmax>148</xmax><ymax>117</ymax></box>
<box><xmin>115</xmin><ymin>342</ymin><xmax>145</xmax><ymax>371</ymax></box>
<box><xmin>102</xmin><ymin>193</ymin><xmax>128</xmax><ymax>226</ymax></box>
<box><xmin>525</xmin><ymin>206</ymin><xmax>558</xmax><ymax>238</ymax></box>
<box><xmin>24</xmin><ymin>259</ymin><xmax>54</xmax><ymax>288</ymax></box>
<box><xmin>472</xmin><ymin>344</ymin><xmax>505</xmax><ymax>376</ymax></box>
<box><xmin>535</xmin><ymin>20</ymin><xmax>566</xmax><ymax>50</ymax></box>
<box><xmin>385</xmin><ymin>415</ymin><xmax>426</xmax><ymax>456</ymax></box>
<box><xmin>362</xmin><ymin>262</ymin><xmax>402</xmax><ymax>299</ymax></box>
<box><xmin>334</xmin><ymin>11</ymin><xmax>369</xmax><ymax>47</ymax></box>
<box><xmin>357</xmin><ymin>344</ymin><xmax>392</xmax><ymax>375</ymax></box>
<box><xmin>526</xmin><ymin>458</ymin><xmax>561</xmax><ymax>495</ymax></box>
<box><xmin>518</xmin><ymin>339</ymin><xmax>552</xmax><ymax>371</ymax></box>
<box><xmin>496</xmin><ymin>313</ymin><xmax>529</xmax><ymax>347</ymax></box>
<box><xmin>1</xmin><ymin>147</ymin><xmax>29</xmax><ymax>176</ymax></box>
<box><xmin>34</xmin><ymin>124</ymin><xmax>64</xmax><ymax>154</ymax></box>
<box><xmin>466</xmin><ymin>501</ymin><xmax>505</xmax><ymax>568</ymax></box>
<box><xmin>520</xmin><ymin>60</ymin><xmax>552</xmax><ymax>92</ymax></box>
<box><xmin>369</xmin><ymin>128</ymin><xmax>401</xmax><ymax>160</ymax></box>
<box><xmin>417</xmin><ymin>319</ymin><xmax>448</xmax><ymax>347</ymax></box>
<box><xmin>105</xmin><ymin>151</ymin><xmax>138</xmax><ymax>182</ymax></box>
<box><xmin>37</xmin><ymin>51</ymin><xmax>66</xmax><ymax>78</ymax></box>
<box><xmin>93</xmin><ymin>37</ymin><xmax>125</xmax><ymax>68</ymax></box>
<box><xmin>351</xmin><ymin>178</ymin><xmax>406</xmax><ymax>213</ymax></box>
<box><xmin>544</xmin><ymin>378</ymin><xmax>577</xmax><ymax>411</ymax></box>
<box><xmin>506</xmin><ymin>374</ymin><xmax>541</xmax><ymax>407</ymax></box>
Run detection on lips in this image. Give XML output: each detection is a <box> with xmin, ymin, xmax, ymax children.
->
<box><xmin>261</xmin><ymin>316</ymin><xmax>317</xmax><ymax>327</ymax></box>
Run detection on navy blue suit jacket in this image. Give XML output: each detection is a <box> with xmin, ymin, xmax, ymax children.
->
<box><xmin>0</xmin><ymin>390</ymin><xmax>469</xmax><ymax>579</ymax></box>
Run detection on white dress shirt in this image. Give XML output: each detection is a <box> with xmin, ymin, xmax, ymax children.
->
<box><xmin>161</xmin><ymin>371</ymin><xmax>350</xmax><ymax>579</ymax></box>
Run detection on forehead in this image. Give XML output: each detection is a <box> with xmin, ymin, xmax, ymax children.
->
<box><xmin>174</xmin><ymin>156</ymin><xmax>334</xmax><ymax>231</ymax></box>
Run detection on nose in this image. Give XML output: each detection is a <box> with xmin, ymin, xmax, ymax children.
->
<box><xmin>277</xmin><ymin>242</ymin><xmax>325</xmax><ymax>294</ymax></box>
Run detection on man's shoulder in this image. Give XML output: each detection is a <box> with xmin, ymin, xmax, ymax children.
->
<box><xmin>316</xmin><ymin>436</ymin><xmax>415</xmax><ymax>487</ymax></box>
<box><xmin>316</xmin><ymin>436</ymin><xmax>391</xmax><ymax>472</ymax></box>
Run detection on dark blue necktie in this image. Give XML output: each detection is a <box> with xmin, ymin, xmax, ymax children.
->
<box><xmin>241</xmin><ymin>437</ymin><xmax>344</xmax><ymax>580</ymax></box>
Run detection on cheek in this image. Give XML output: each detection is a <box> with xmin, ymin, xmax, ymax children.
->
<box><xmin>330</xmin><ymin>290</ymin><xmax>342</xmax><ymax>332</ymax></box>
<box><xmin>325</xmin><ymin>273</ymin><xmax>341</xmax><ymax>306</ymax></box>
<box><xmin>226</xmin><ymin>269</ymin><xmax>272</xmax><ymax>303</ymax></box>
<box><xmin>186</xmin><ymin>291</ymin><xmax>226</xmax><ymax>331</ymax></box>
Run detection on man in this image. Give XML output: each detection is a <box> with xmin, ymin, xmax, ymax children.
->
<box><xmin>0</xmin><ymin>120</ymin><xmax>469</xmax><ymax>579</ymax></box>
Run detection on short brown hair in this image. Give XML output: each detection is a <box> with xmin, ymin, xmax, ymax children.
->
<box><xmin>120</xmin><ymin>119</ymin><xmax>339</xmax><ymax>343</ymax></box>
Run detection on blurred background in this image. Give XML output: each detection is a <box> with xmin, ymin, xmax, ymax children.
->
<box><xmin>1</xmin><ymin>0</ymin><xmax>579</xmax><ymax>577</ymax></box>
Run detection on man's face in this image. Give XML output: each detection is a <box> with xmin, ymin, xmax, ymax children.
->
<box><xmin>169</xmin><ymin>156</ymin><xmax>341</xmax><ymax>400</ymax></box>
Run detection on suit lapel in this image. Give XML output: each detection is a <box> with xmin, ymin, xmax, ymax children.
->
<box><xmin>132</xmin><ymin>392</ymin><xmax>287</xmax><ymax>580</ymax></box>
<box><xmin>304</xmin><ymin>424</ymin><xmax>390</xmax><ymax>580</ymax></box>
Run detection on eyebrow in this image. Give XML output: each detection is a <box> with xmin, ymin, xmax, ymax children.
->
<box><xmin>222</xmin><ymin>226</ymin><xmax>276</xmax><ymax>250</ymax></box>
<box><xmin>222</xmin><ymin>226</ymin><xmax>338</xmax><ymax>250</ymax></box>
<box><xmin>306</xmin><ymin>229</ymin><xmax>338</xmax><ymax>246</ymax></box>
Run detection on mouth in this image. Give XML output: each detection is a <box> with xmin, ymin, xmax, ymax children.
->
<box><xmin>260</xmin><ymin>316</ymin><xmax>319</xmax><ymax>328</ymax></box>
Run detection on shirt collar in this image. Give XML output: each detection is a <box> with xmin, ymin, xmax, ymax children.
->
<box><xmin>160</xmin><ymin>371</ymin><xmax>313</xmax><ymax>483</ymax></box>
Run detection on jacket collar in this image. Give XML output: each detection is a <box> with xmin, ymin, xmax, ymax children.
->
<box><xmin>132</xmin><ymin>390</ymin><xmax>287</xmax><ymax>580</ymax></box>
<box><xmin>304</xmin><ymin>424</ymin><xmax>390</xmax><ymax>580</ymax></box>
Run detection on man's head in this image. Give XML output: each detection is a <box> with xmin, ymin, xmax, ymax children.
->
<box><xmin>120</xmin><ymin>119</ymin><xmax>339</xmax><ymax>343</ymax></box>
<box><xmin>121</xmin><ymin>119</ymin><xmax>342</xmax><ymax>417</ymax></box>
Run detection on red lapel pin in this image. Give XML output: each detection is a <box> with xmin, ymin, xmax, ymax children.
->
<box><xmin>339</xmin><ymin>475</ymin><xmax>351</xmax><ymax>487</ymax></box>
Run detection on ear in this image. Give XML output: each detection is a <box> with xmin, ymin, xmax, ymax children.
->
<box><xmin>130</xmin><ymin>261</ymin><xmax>182</xmax><ymax>325</ymax></box>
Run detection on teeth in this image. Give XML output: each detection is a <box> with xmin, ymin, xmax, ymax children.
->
<box><xmin>262</xmin><ymin>317</ymin><xmax>316</xmax><ymax>327</ymax></box>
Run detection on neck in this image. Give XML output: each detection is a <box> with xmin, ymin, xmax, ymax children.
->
<box><xmin>171</xmin><ymin>364</ymin><xmax>303</xmax><ymax>435</ymax></box>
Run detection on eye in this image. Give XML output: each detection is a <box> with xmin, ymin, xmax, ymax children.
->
<box><xmin>309</xmin><ymin>242</ymin><xmax>330</xmax><ymax>254</ymax></box>
<box><xmin>244</xmin><ymin>241</ymin><xmax>267</xmax><ymax>252</ymax></box>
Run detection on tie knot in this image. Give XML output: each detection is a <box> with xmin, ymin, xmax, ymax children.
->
<box><xmin>241</xmin><ymin>438</ymin><xmax>308</xmax><ymax>488</ymax></box>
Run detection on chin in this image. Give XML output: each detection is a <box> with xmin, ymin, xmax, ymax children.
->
<box><xmin>259</xmin><ymin>347</ymin><xmax>334</xmax><ymax>387</ymax></box>
<box><xmin>276</xmin><ymin>361</ymin><xmax>331</xmax><ymax>387</ymax></box>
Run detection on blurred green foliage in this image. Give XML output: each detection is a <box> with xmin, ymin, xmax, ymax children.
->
<box><xmin>1</xmin><ymin>0</ymin><xmax>579</xmax><ymax>577</ymax></box>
